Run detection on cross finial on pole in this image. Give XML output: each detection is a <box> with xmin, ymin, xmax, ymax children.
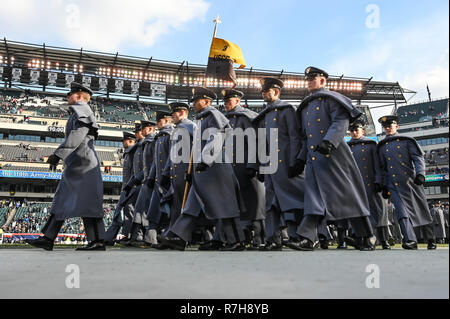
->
<box><xmin>213</xmin><ymin>15</ymin><xmax>222</xmax><ymax>38</ymax></box>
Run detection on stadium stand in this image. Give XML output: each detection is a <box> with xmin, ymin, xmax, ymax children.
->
<box><xmin>1</xmin><ymin>88</ymin><xmax>166</xmax><ymax>124</ymax></box>
<box><xmin>397</xmin><ymin>98</ymin><xmax>449</xmax><ymax>124</ymax></box>
<box><xmin>1</xmin><ymin>200</ymin><xmax>114</xmax><ymax>235</ymax></box>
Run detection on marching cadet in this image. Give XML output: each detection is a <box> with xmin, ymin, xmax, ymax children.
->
<box><xmin>252</xmin><ymin>78</ymin><xmax>305</xmax><ymax>251</ymax></box>
<box><xmin>291</xmin><ymin>67</ymin><xmax>375</xmax><ymax>251</ymax></box>
<box><xmin>118</xmin><ymin>123</ymin><xmax>144</xmax><ymax>245</ymax></box>
<box><xmin>105</xmin><ymin>131</ymin><xmax>137</xmax><ymax>246</ymax></box>
<box><xmin>223</xmin><ymin>89</ymin><xmax>266</xmax><ymax>250</ymax></box>
<box><xmin>377</xmin><ymin>115</ymin><xmax>437</xmax><ymax>250</ymax></box>
<box><xmin>145</xmin><ymin>111</ymin><xmax>175</xmax><ymax>245</ymax></box>
<box><xmin>160</xmin><ymin>87</ymin><xmax>246</xmax><ymax>251</ymax></box>
<box><xmin>26</xmin><ymin>82</ymin><xmax>105</xmax><ymax>251</ymax></box>
<box><xmin>431</xmin><ymin>201</ymin><xmax>446</xmax><ymax>244</ymax></box>
<box><xmin>348</xmin><ymin>119</ymin><xmax>391</xmax><ymax>249</ymax></box>
<box><xmin>162</xmin><ymin>102</ymin><xmax>197</xmax><ymax>233</ymax></box>
<box><xmin>128</xmin><ymin>120</ymin><xmax>157</xmax><ymax>247</ymax></box>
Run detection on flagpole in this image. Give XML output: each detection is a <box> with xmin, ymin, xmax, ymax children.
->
<box><xmin>181</xmin><ymin>16</ymin><xmax>221</xmax><ymax>210</ymax></box>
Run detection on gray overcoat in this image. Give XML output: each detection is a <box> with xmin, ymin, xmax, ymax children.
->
<box><xmin>348</xmin><ymin>137</ymin><xmax>390</xmax><ymax>227</ymax></box>
<box><xmin>252</xmin><ymin>99</ymin><xmax>305</xmax><ymax>213</ymax></box>
<box><xmin>377</xmin><ymin>134</ymin><xmax>433</xmax><ymax>227</ymax></box>
<box><xmin>225</xmin><ymin>105</ymin><xmax>265</xmax><ymax>221</ymax></box>
<box><xmin>51</xmin><ymin>101</ymin><xmax>103</xmax><ymax>220</ymax></box>
<box><xmin>296</xmin><ymin>88</ymin><xmax>371</xmax><ymax>221</ymax></box>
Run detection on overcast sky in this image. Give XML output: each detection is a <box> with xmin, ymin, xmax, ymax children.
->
<box><xmin>1</xmin><ymin>0</ymin><xmax>448</xmax><ymax>129</ymax></box>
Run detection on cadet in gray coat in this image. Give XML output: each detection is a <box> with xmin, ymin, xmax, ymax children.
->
<box><xmin>128</xmin><ymin>120</ymin><xmax>157</xmax><ymax>247</ymax></box>
<box><xmin>431</xmin><ymin>202</ymin><xmax>446</xmax><ymax>243</ymax></box>
<box><xmin>26</xmin><ymin>82</ymin><xmax>105</xmax><ymax>251</ymax></box>
<box><xmin>291</xmin><ymin>67</ymin><xmax>375</xmax><ymax>251</ymax></box>
<box><xmin>117</xmin><ymin>123</ymin><xmax>144</xmax><ymax>245</ymax></box>
<box><xmin>161</xmin><ymin>87</ymin><xmax>246</xmax><ymax>251</ymax></box>
<box><xmin>377</xmin><ymin>115</ymin><xmax>436</xmax><ymax>250</ymax></box>
<box><xmin>145</xmin><ymin>112</ymin><xmax>175</xmax><ymax>244</ymax></box>
<box><xmin>348</xmin><ymin>119</ymin><xmax>391</xmax><ymax>249</ymax></box>
<box><xmin>252</xmin><ymin>78</ymin><xmax>306</xmax><ymax>251</ymax></box>
<box><xmin>162</xmin><ymin>103</ymin><xmax>197</xmax><ymax>231</ymax></box>
<box><xmin>105</xmin><ymin>131</ymin><xmax>137</xmax><ymax>245</ymax></box>
<box><xmin>223</xmin><ymin>89</ymin><xmax>266</xmax><ymax>249</ymax></box>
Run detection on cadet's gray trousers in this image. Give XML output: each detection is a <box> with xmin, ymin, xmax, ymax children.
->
<box><xmin>298</xmin><ymin>215</ymin><xmax>373</xmax><ymax>242</ymax></box>
<box><xmin>171</xmin><ymin>214</ymin><xmax>244</xmax><ymax>244</ymax></box>
<box><xmin>42</xmin><ymin>214</ymin><xmax>105</xmax><ymax>242</ymax></box>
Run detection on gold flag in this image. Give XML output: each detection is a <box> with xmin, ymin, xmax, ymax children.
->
<box><xmin>208</xmin><ymin>37</ymin><xmax>246</xmax><ymax>69</ymax></box>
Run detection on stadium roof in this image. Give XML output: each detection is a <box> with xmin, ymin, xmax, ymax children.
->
<box><xmin>0</xmin><ymin>39</ymin><xmax>415</xmax><ymax>104</ymax></box>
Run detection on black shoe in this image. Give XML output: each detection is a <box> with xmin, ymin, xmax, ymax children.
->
<box><xmin>388</xmin><ymin>237</ymin><xmax>396</xmax><ymax>246</ymax></box>
<box><xmin>246</xmin><ymin>244</ymin><xmax>264</xmax><ymax>251</ymax></box>
<box><xmin>286</xmin><ymin>238</ymin><xmax>315</xmax><ymax>251</ymax></box>
<box><xmin>220</xmin><ymin>242</ymin><xmax>246</xmax><ymax>251</ymax></box>
<box><xmin>199</xmin><ymin>241</ymin><xmax>223</xmax><ymax>251</ymax></box>
<box><xmin>25</xmin><ymin>236</ymin><xmax>54</xmax><ymax>251</ymax></box>
<box><xmin>360</xmin><ymin>237</ymin><xmax>376</xmax><ymax>251</ymax></box>
<box><xmin>344</xmin><ymin>236</ymin><xmax>358</xmax><ymax>249</ymax></box>
<box><xmin>319</xmin><ymin>239</ymin><xmax>329</xmax><ymax>250</ymax></box>
<box><xmin>427</xmin><ymin>240</ymin><xmax>437</xmax><ymax>250</ymax></box>
<box><xmin>76</xmin><ymin>241</ymin><xmax>106</xmax><ymax>251</ymax></box>
<box><xmin>381</xmin><ymin>241</ymin><xmax>391</xmax><ymax>250</ymax></box>
<box><xmin>160</xmin><ymin>236</ymin><xmax>186</xmax><ymax>251</ymax></box>
<box><xmin>336</xmin><ymin>242</ymin><xmax>347</xmax><ymax>250</ymax></box>
<box><xmin>402</xmin><ymin>241</ymin><xmax>418</xmax><ymax>250</ymax></box>
<box><xmin>259</xmin><ymin>242</ymin><xmax>283</xmax><ymax>251</ymax></box>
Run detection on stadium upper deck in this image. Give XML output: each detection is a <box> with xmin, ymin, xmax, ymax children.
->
<box><xmin>0</xmin><ymin>39</ymin><xmax>415</xmax><ymax>105</ymax></box>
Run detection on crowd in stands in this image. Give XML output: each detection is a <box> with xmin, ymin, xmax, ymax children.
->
<box><xmin>397</xmin><ymin>98</ymin><xmax>449</xmax><ymax>124</ymax></box>
<box><xmin>424</xmin><ymin>148</ymin><xmax>449</xmax><ymax>166</ymax></box>
<box><xmin>0</xmin><ymin>200</ymin><xmax>115</xmax><ymax>242</ymax></box>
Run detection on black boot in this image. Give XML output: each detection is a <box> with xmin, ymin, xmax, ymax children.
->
<box><xmin>259</xmin><ymin>242</ymin><xmax>283</xmax><ymax>251</ymax></box>
<box><xmin>319</xmin><ymin>237</ymin><xmax>329</xmax><ymax>249</ymax></box>
<box><xmin>160</xmin><ymin>233</ymin><xmax>186</xmax><ymax>251</ymax></box>
<box><xmin>345</xmin><ymin>235</ymin><xmax>362</xmax><ymax>250</ymax></box>
<box><xmin>402</xmin><ymin>241</ymin><xmax>418</xmax><ymax>250</ymax></box>
<box><xmin>76</xmin><ymin>240</ymin><xmax>106</xmax><ymax>251</ymax></box>
<box><xmin>359</xmin><ymin>237</ymin><xmax>375</xmax><ymax>251</ymax></box>
<box><xmin>220</xmin><ymin>242</ymin><xmax>246</xmax><ymax>251</ymax></box>
<box><xmin>381</xmin><ymin>241</ymin><xmax>391</xmax><ymax>250</ymax></box>
<box><xmin>286</xmin><ymin>237</ymin><xmax>315</xmax><ymax>251</ymax></box>
<box><xmin>25</xmin><ymin>236</ymin><xmax>54</xmax><ymax>251</ymax></box>
<box><xmin>199</xmin><ymin>240</ymin><xmax>224</xmax><ymax>251</ymax></box>
<box><xmin>336</xmin><ymin>228</ymin><xmax>348</xmax><ymax>249</ymax></box>
<box><xmin>427</xmin><ymin>240</ymin><xmax>437</xmax><ymax>250</ymax></box>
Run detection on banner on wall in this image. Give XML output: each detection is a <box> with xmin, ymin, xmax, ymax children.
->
<box><xmin>12</xmin><ymin>68</ymin><xmax>22</xmax><ymax>82</ymax></box>
<box><xmin>131</xmin><ymin>81</ymin><xmax>140</xmax><ymax>95</ymax></box>
<box><xmin>150</xmin><ymin>83</ymin><xmax>166</xmax><ymax>98</ymax></box>
<box><xmin>99</xmin><ymin>77</ymin><xmax>108</xmax><ymax>92</ymax></box>
<box><xmin>30</xmin><ymin>70</ymin><xmax>40</xmax><ymax>85</ymax></box>
<box><xmin>82</xmin><ymin>76</ymin><xmax>91</xmax><ymax>88</ymax></box>
<box><xmin>65</xmin><ymin>74</ymin><xmax>75</xmax><ymax>87</ymax></box>
<box><xmin>115</xmin><ymin>80</ymin><xmax>124</xmax><ymax>93</ymax></box>
<box><xmin>48</xmin><ymin>72</ymin><xmax>58</xmax><ymax>86</ymax></box>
